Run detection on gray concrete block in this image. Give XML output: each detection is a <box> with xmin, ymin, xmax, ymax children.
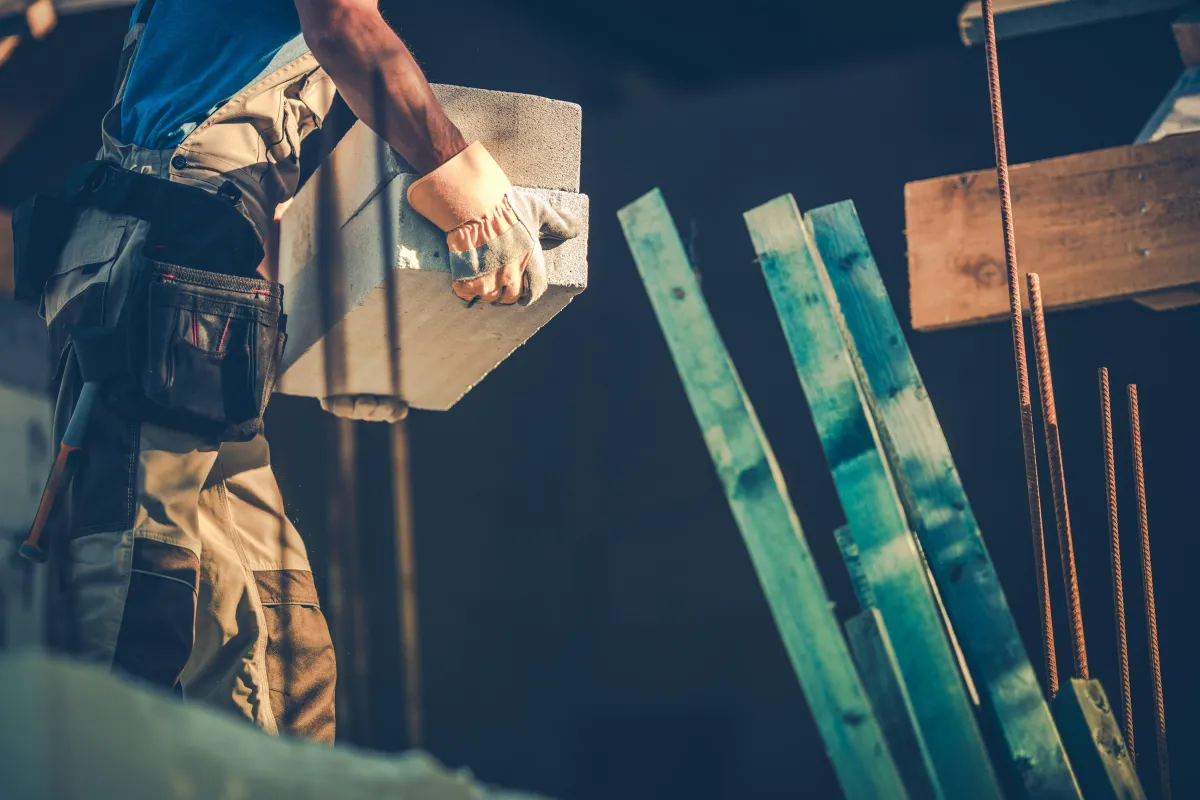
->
<box><xmin>430</xmin><ymin>84</ymin><xmax>582</xmax><ymax>193</ymax></box>
<box><xmin>277</xmin><ymin>176</ymin><xmax>588</xmax><ymax>411</ymax></box>
<box><xmin>0</xmin><ymin>651</ymin><xmax>552</xmax><ymax>799</ymax></box>
<box><xmin>301</xmin><ymin>87</ymin><xmax>581</xmax><ymax>240</ymax></box>
<box><xmin>276</xmin><ymin>86</ymin><xmax>588</xmax><ymax>412</ymax></box>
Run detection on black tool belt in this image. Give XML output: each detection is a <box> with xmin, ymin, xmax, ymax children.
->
<box><xmin>12</xmin><ymin>161</ymin><xmax>264</xmax><ymax>301</ymax></box>
<box><xmin>12</xmin><ymin>161</ymin><xmax>284</xmax><ymax>443</ymax></box>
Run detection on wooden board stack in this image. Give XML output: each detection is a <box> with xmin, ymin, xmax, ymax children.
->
<box><xmin>619</xmin><ymin>189</ymin><xmax>1148</xmax><ymax>800</ymax></box>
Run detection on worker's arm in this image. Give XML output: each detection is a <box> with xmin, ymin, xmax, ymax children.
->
<box><xmin>294</xmin><ymin>0</ymin><xmax>578</xmax><ymax>316</ymax></box>
<box><xmin>293</xmin><ymin>0</ymin><xmax>467</xmax><ymax>174</ymax></box>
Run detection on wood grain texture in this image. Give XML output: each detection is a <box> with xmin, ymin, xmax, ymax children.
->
<box><xmin>1051</xmin><ymin>679</ymin><xmax>1146</xmax><ymax>800</ymax></box>
<box><xmin>618</xmin><ymin>189</ymin><xmax>908</xmax><ymax>800</ymax></box>
<box><xmin>1132</xmin><ymin>66</ymin><xmax>1200</xmax><ymax>309</ymax></box>
<box><xmin>958</xmin><ymin>0</ymin><xmax>1186</xmax><ymax>46</ymax></box>
<box><xmin>905</xmin><ymin>131</ymin><xmax>1200</xmax><ymax>330</ymax></box>
<box><xmin>812</xmin><ymin>200</ymin><xmax>1082</xmax><ymax>799</ymax></box>
<box><xmin>746</xmin><ymin>194</ymin><xmax>998</xmax><ymax>800</ymax></box>
<box><xmin>846</xmin><ymin>609</ymin><xmax>942</xmax><ymax>800</ymax></box>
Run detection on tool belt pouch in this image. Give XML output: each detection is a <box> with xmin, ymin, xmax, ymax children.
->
<box><xmin>11</xmin><ymin>194</ymin><xmax>76</xmax><ymax>302</ymax></box>
<box><xmin>141</xmin><ymin>262</ymin><xmax>287</xmax><ymax>442</ymax></box>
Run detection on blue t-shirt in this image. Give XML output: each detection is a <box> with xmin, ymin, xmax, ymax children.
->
<box><xmin>120</xmin><ymin>0</ymin><xmax>309</xmax><ymax>150</ymax></box>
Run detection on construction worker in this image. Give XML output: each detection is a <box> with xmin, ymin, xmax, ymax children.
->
<box><xmin>10</xmin><ymin>0</ymin><xmax>578</xmax><ymax>744</ymax></box>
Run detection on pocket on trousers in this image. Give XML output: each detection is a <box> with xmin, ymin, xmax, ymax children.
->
<box><xmin>42</xmin><ymin>209</ymin><xmax>130</xmax><ymax>322</ymax></box>
<box><xmin>255</xmin><ymin>569</ymin><xmax>336</xmax><ymax>742</ymax></box>
<box><xmin>143</xmin><ymin>262</ymin><xmax>287</xmax><ymax>439</ymax></box>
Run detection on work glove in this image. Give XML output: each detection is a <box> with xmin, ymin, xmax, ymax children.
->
<box><xmin>408</xmin><ymin>142</ymin><xmax>579</xmax><ymax>307</ymax></box>
<box><xmin>320</xmin><ymin>394</ymin><xmax>409</xmax><ymax>423</ymax></box>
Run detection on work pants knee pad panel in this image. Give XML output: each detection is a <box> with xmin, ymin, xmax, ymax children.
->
<box><xmin>255</xmin><ymin>569</ymin><xmax>336</xmax><ymax>743</ymax></box>
<box><xmin>112</xmin><ymin>538</ymin><xmax>200</xmax><ymax>691</ymax></box>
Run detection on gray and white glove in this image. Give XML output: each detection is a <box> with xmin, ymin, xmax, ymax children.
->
<box><xmin>407</xmin><ymin>141</ymin><xmax>579</xmax><ymax>307</ymax></box>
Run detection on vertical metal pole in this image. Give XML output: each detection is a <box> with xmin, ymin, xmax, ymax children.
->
<box><xmin>1099</xmin><ymin>368</ymin><xmax>1134</xmax><ymax>763</ymax></box>
<box><xmin>392</xmin><ymin>421</ymin><xmax>422</xmax><ymax>748</ymax></box>
<box><xmin>373</xmin><ymin>69</ymin><xmax>423</xmax><ymax>749</ymax></box>
<box><xmin>1026</xmin><ymin>274</ymin><xmax>1088</xmax><ymax>680</ymax></box>
<box><xmin>980</xmin><ymin>0</ymin><xmax>1058</xmax><ymax>698</ymax></box>
<box><xmin>314</xmin><ymin>113</ymin><xmax>367</xmax><ymax>742</ymax></box>
<box><xmin>1128</xmin><ymin>385</ymin><xmax>1170</xmax><ymax>799</ymax></box>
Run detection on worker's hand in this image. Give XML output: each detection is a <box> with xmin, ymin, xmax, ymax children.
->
<box><xmin>407</xmin><ymin>142</ymin><xmax>579</xmax><ymax>307</ymax></box>
<box><xmin>450</xmin><ymin>188</ymin><xmax>578</xmax><ymax>306</ymax></box>
<box><xmin>320</xmin><ymin>394</ymin><xmax>409</xmax><ymax>423</ymax></box>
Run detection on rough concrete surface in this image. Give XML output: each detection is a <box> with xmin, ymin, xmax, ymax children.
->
<box><xmin>276</xmin><ymin>86</ymin><xmax>588</xmax><ymax>411</ymax></box>
<box><xmin>0</xmin><ymin>652</ymin><xmax>552</xmax><ymax>800</ymax></box>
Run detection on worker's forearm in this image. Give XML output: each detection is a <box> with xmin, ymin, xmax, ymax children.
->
<box><xmin>299</xmin><ymin>3</ymin><xmax>467</xmax><ymax>174</ymax></box>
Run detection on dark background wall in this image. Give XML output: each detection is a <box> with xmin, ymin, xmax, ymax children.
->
<box><xmin>4</xmin><ymin>3</ymin><xmax>1198</xmax><ymax>798</ymax></box>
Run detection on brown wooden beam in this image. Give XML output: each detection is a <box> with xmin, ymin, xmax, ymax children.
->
<box><xmin>959</xmin><ymin>0</ymin><xmax>1187</xmax><ymax>47</ymax></box>
<box><xmin>905</xmin><ymin>130</ymin><xmax>1200</xmax><ymax>330</ymax></box>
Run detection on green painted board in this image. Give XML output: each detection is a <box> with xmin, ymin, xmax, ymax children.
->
<box><xmin>808</xmin><ymin>199</ymin><xmax>1081</xmax><ymax>799</ymax></box>
<box><xmin>846</xmin><ymin>609</ymin><xmax>942</xmax><ymax>800</ymax></box>
<box><xmin>1052</xmin><ymin>679</ymin><xmax>1146</xmax><ymax>800</ymax></box>
<box><xmin>834</xmin><ymin>524</ymin><xmax>876</xmax><ymax>610</ymax></box>
<box><xmin>745</xmin><ymin>195</ymin><xmax>1000</xmax><ymax>800</ymax></box>
<box><xmin>618</xmin><ymin>189</ymin><xmax>908</xmax><ymax>800</ymax></box>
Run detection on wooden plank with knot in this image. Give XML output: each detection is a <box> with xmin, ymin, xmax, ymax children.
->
<box><xmin>905</xmin><ymin>131</ymin><xmax>1200</xmax><ymax>330</ymax></box>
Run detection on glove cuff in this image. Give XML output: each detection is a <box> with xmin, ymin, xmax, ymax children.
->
<box><xmin>407</xmin><ymin>142</ymin><xmax>513</xmax><ymax>233</ymax></box>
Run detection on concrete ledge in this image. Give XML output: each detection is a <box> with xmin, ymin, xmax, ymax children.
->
<box><xmin>0</xmin><ymin>652</ymin><xmax>550</xmax><ymax>800</ymax></box>
<box><xmin>276</xmin><ymin>86</ymin><xmax>588</xmax><ymax>411</ymax></box>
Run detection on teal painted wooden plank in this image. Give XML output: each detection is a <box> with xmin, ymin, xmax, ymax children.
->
<box><xmin>617</xmin><ymin>189</ymin><xmax>907</xmax><ymax>800</ymax></box>
<box><xmin>846</xmin><ymin>609</ymin><xmax>942</xmax><ymax>800</ymax></box>
<box><xmin>1052</xmin><ymin>679</ymin><xmax>1146</xmax><ymax>800</ymax></box>
<box><xmin>809</xmin><ymin>199</ymin><xmax>1082</xmax><ymax>799</ymax></box>
<box><xmin>834</xmin><ymin>524</ymin><xmax>876</xmax><ymax>609</ymax></box>
<box><xmin>745</xmin><ymin>195</ymin><xmax>1000</xmax><ymax>800</ymax></box>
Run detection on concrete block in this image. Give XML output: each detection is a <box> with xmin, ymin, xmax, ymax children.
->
<box><xmin>0</xmin><ymin>651</ymin><xmax>552</xmax><ymax>799</ymax></box>
<box><xmin>276</xmin><ymin>86</ymin><xmax>588</xmax><ymax>411</ymax></box>
<box><xmin>293</xmin><ymin>86</ymin><xmax>581</xmax><ymax>242</ymax></box>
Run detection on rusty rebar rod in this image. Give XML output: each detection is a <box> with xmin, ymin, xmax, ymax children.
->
<box><xmin>1026</xmin><ymin>273</ymin><xmax>1089</xmax><ymax>680</ymax></box>
<box><xmin>981</xmin><ymin>0</ymin><xmax>1058</xmax><ymax>697</ymax></box>
<box><xmin>1128</xmin><ymin>385</ymin><xmax>1170</xmax><ymax>799</ymax></box>
<box><xmin>1100</xmin><ymin>368</ymin><xmax>1134</xmax><ymax>763</ymax></box>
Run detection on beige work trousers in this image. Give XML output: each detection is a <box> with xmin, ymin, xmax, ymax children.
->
<box><xmin>45</xmin><ymin>213</ymin><xmax>335</xmax><ymax>743</ymax></box>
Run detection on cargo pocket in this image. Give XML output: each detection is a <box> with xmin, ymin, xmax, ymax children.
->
<box><xmin>43</xmin><ymin>209</ymin><xmax>129</xmax><ymax>324</ymax></box>
<box><xmin>143</xmin><ymin>263</ymin><xmax>287</xmax><ymax>441</ymax></box>
<box><xmin>255</xmin><ymin>569</ymin><xmax>336</xmax><ymax>742</ymax></box>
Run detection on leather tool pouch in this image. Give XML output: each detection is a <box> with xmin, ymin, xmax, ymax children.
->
<box><xmin>139</xmin><ymin>262</ymin><xmax>287</xmax><ymax>442</ymax></box>
<box><xmin>11</xmin><ymin>194</ymin><xmax>77</xmax><ymax>302</ymax></box>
